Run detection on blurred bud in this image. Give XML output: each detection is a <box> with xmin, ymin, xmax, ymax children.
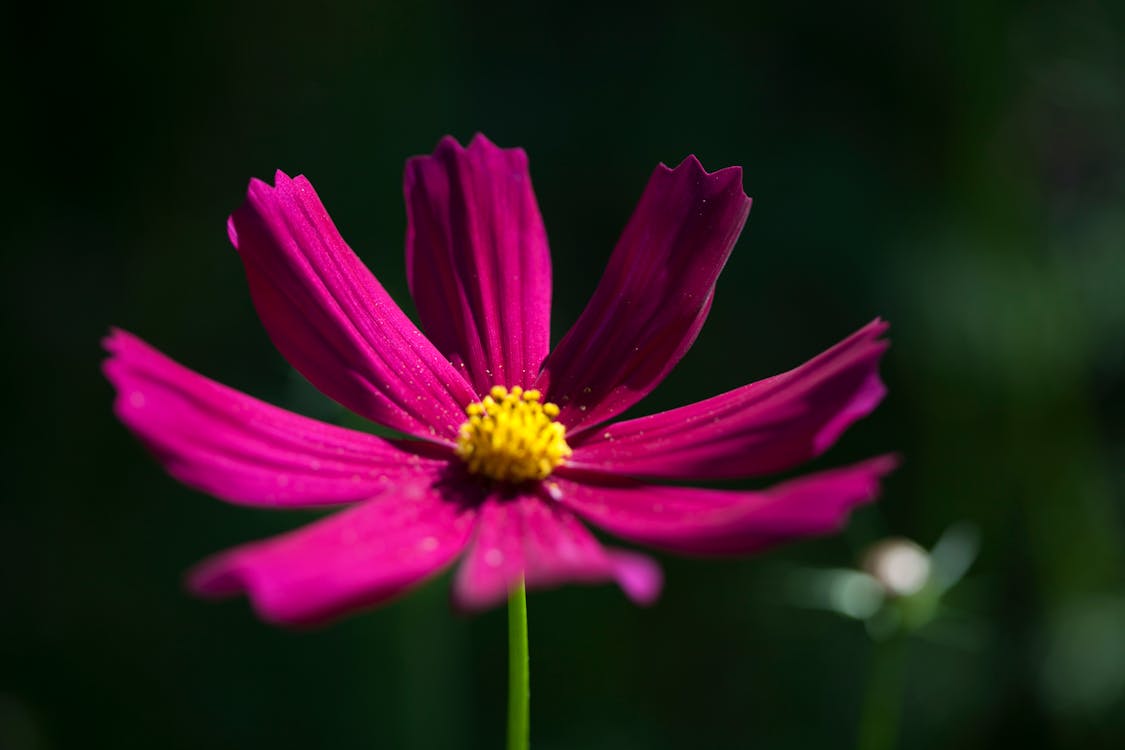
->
<box><xmin>784</xmin><ymin>524</ymin><xmax>980</xmax><ymax>643</ymax></box>
<box><xmin>785</xmin><ymin>568</ymin><xmax>885</xmax><ymax>620</ymax></box>
<box><xmin>861</xmin><ymin>538</ymin><xmax>932</xmax><ymax>598</ymax></box>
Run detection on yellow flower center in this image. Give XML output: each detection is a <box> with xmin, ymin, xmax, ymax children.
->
<box><xmin>456</xmin><ymin>385</ymin><xmax>571</xmax><ymax>483</ymax></box>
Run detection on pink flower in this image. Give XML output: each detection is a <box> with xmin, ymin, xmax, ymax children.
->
<box><xmin>104</xmin><ymin>134</ymin><xmax>894</xmax><ymax>626</ymax></box>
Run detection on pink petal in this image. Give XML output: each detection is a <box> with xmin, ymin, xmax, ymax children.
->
<box><xmin>228</xmin><ymin>171</ymin><xmax>476</xmax><ymax>441</ymax></box>
<box><xmin>554</xmin><ymin>456</ymin><xmax>898</xmax><ymax>556</ymax></box>
<box><xmin>568</xmin><ymin>320</ymin><xmax>889</xmax><ymax>480</ymax></box>
<box><xmin>103</xmin><ymin>329</ymin><xmax>448</xmax><ymax>507</ymax></box>
<box><xmin>405</xmin><ymin>134</ymin><xmax>552</xmax><ymax>392</ymax></box>
<box><xmin>189</xmin><ymin>484</ymin><xmax>477</xmax><ymax>626</ymax></box>
<box><xmin>535</xmin><ymin>156</ymin><xmax>752</xmax><ymax>436</ymax></box>
<box><xmin>452</xmin><ymin>495</ymin><xmax>662</xmax><ymax>612</ymax></box>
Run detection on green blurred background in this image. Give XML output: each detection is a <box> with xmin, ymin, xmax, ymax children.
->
<box><xmin>3</xmin><ymin>1</ymin><xmax>1124</xmax><ymax>747</ymax></box>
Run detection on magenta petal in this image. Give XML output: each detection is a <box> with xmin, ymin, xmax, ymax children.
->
<box><xmin>189</xmin><ymin>485</ymin><xmax>477</xmax><ymax>626</ymax></box>
<box><xmin>568</xmin><ymin>320</ymin><xmax>890</xmax><ymax>480</ymax></box>
<box><xmin>535</xmin><ymin>156</ymin><xmax>752</xmax><ymax>436</ymax></box>
<box><xmin>405</xmin><ymin>134</ymin><xmax>552</xmax><ymax>391</ymax></box>
<box><xmin>555</xmin><ymin>456</ymin><xmax>897</xmax><ymax>556</ymax></box>
<box><xmin>103</xmin><ymin>329</ymin><xmax>447</xmax><ymax>507</ymax></box>
<box><xmin>228</xmin><ymin>171</ymin><xmax>476</xmax><ymax>441</ymax></box>
<box><xmin>452</xmin><ymin>496</ymin><xmax>663</xmax><ymax>612</ymax></box>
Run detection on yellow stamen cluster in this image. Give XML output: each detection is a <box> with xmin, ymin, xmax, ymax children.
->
<box><xmin>456</xmin><ymin>385</ymin><xmax>571</xmax><ymax>483</ymax></box>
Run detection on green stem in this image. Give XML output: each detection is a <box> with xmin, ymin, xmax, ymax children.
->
<box><xmin>507</xmin><ymin>579</ymin><xmax>530</xmax><ymax>750</ymax></box>
<box><xmin>857</xmin><ymin>635</ymin><xmax>906</xmax><ymax>750</ymax></box>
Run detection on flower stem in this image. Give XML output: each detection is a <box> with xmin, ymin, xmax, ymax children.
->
<box><xmin>857</xmin><ymin>635</ymin><xmax>906</xmax><ymax>750</ymax></box>
<box><xmin>507</xmin><ymin>579</ymin><xmax>530</xmax><ymax>750</ymax></box>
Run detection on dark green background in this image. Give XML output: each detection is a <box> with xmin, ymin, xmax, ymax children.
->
<box><xmin>4</xmin><ymin>1</ymin><xmax>1124</xmax><ymax>748</ymax></box>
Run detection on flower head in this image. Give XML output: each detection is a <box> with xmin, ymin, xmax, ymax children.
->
<box><xmin>105</xmin><ymin>134</ymin><xmax>894</xmax><ymax>626</ymax></box>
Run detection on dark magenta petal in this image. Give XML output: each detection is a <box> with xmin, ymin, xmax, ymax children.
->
<box><xmin>103</xmin><ymin>329</ymin><xmax>448</xmax><ymax>507</ymax></box>
<box><xmin>189</xmin><ymin>485</ymin><xmax>477</xmax><ymax>627</ymax></box>
<box><xmin>568</xmin><ymin>320</ymin><xmax>889</xmax><ymax>480</ymax></box>
<box><xmin>535</xmin><ymin>156</ymin><xmax>751</xmax><ymax>436</ymax></box>
<box><xmin>452</xmin><ymin>496</ymin><xmax>662</xmax><ymax>611</ymax></box>
<box><xmin>228</xmin><ymin>171</ymin><xmax>476</xmax><ymax>442</ymax></box>
<box><xmin>554</xmin><ymin>456</ymin><xmax>897</xmax><ymax>556</ymax></box>
<box><xmin>405</xmin><ymin>134</ymin><xmax>552</xmax><ymax>392</ymax></box>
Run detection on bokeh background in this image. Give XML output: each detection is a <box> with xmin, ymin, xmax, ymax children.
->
<box><xmin>3</xmin><ymin>1</ymin><xmax>1124</xmax><ymax>748</ymax></box>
